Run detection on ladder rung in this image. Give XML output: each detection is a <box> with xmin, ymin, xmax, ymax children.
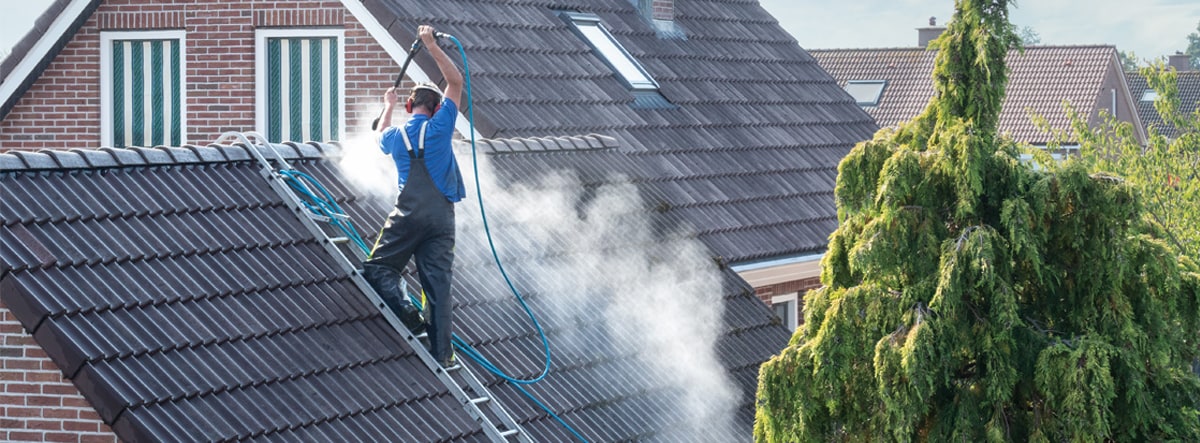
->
<box><xmin>470</xmin><ymin>396</ymin><xmax>490</xmax><ymax>405</ymax></box>
<box><xmin>305</xmin><ymin>212</ymin><xmax>331</xmax><ymax>223</ymax></box>
<box><xmin>416</xmin><ymin>332</ymin><xmax>428</xmax><ymax>340</ymax></box>
<box><xmin>441</xmin><ymin>363</ymin><xmax>462</xmax><ymax>372</ymax></box>
<box><xmin>499</xmin><ymin>429</ymin><xmax>520</xmax><ymax>438</ymax></box>
<box><xmin>328</xmin><ymin>236</ymin><xmax>350</xmax><ymax>244</ymax></box>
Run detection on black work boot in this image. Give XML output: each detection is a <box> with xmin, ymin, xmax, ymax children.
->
<box><xmin>363</xmin><ymin>264</ymin><xmax>427</xmax><ymax>334</ymax></box>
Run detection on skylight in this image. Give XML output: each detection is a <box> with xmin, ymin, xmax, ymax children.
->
<box><xmin>1141</xmin><ymin>89</ymin><xmax>1158</xmax><ymax>102</ymax></box>
<box><xmin>562</xmin><ymin>12</ymin><xmax>659</xmax><ymax>91</ymax></box>
<box><xmin>844</xmin><ymin>80</ymin><xmax>888</xmax><ymax>106</ymax></box>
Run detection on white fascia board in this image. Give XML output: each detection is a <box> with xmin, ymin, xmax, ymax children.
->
<box><xmin>731</xmin><ymin>253</ymin><xmax>824</xmax><ymax>288</ymax></box>
<box><xmin>0</xmin><ymin>0</ymin><xmax>93</xmax><ymax>118</ymax></box>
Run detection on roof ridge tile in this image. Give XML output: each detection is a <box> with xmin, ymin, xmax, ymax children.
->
<box><xmin>100</xmin><ymin>147</ymin><xmax>145</xmax><ymax>166</ymax></box>
<box><xmin>162</xmin><ymin>147</ymin><xmax>201</xmax><ymax>164</ymax></box>
<box><xmin>0</xmin><ymin>152</ymin><xmax>24</xmax><ymax>171</ymax></box>
<box><xmin>70</xmin><ymin>149</ymin><xmax>118</xmax><ymax>168</ymax></box>
<box><xmin>182</xmin><ymin>145</ymin><xmax>229</xmax><ymax>163</ymax></box>
<box><xmin>45</xmin><ymin>151</ymin><xmax>88</xmax><ymax>169</ymax></box>
<box><xmin>131</xmin><ymin>147</ymin><xmax>174</xmax><ymax>165</ymax></box>
<box><xmin>11</xmin><ymin>151</ymin><xmax>57</xmax><ymax>169</ymax></box>
<box><xmin>211</xmin><ymin>144</ymin><xmax>253</xmax><ymax>161</ymax></box>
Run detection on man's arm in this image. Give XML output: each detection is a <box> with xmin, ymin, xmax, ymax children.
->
<box><xmin>419</xmin><ymin>25</ymin><xmax>463</xmax><ymax>108</ymax></box>
<box><xmin>376</xmin><ymin>87</ymin><xmax>399</xmax><ymax>136</ymax></box>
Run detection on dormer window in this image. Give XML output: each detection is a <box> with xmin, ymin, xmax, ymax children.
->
<box><xmin>845</xmin><ymin>80</ymin><xmax>888</xmax><ymax>107</ymax></box>
<box><xmin>562</xmin><ymin>12</ymin><xmax>659</xmax><ymax>91</ymax></box>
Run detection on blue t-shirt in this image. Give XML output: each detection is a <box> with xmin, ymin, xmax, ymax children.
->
<box><xmin>379</xmin><ymin>98</ymin><xmax>465</xmax><ymax>203</ymax></box>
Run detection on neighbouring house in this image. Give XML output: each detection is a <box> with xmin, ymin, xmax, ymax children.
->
<box><xmin>1127</xmin><ymin>52</ymin><xmax>1200</xmax><ymax>140</ymax></box>
<box><xmin>0</xmin><ymin>0</ymin><xmax>875</xmax><ymax>440</ymax></box>
<box><xmin>810</xmin><ymin>19</ymin><xmax>1147</xmax><ymax>153</ymax></box>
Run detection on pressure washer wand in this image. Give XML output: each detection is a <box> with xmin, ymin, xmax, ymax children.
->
<box><xmin>393</xmin><ymin>38</ymin><xmax>423</xmax><ymax>88</ymax></box>
<box><xmin>371</xmin><ymin>38</ymin><xmax>424</xmax><ymax>130</ymax></box>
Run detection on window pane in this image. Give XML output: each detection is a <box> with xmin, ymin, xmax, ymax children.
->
<box><xmin>773</xmin><ymin>301</ymin><xmax>794</xmax><ymax>328</ymax></box>
<box><xmin>576</xmin><ymin>23</ymin><xmax>652</xmax><ymax>86</ymax></box>
<box><xmin>845</xmin><ymin>80</ymin><xmax>887</xmax><ymax>106</ymax></box>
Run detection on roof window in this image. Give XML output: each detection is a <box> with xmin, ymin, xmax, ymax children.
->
<box><xmin>1140</xmin><ymin>89</ymin><xmax>1158</xmax><ymax>102</ymax></box>
<box><xmin>844</xmin><ymin>80</ymin><xmax>888</xmax><ymax>106</ymax></box>
<box><xmin>562</xmin><ymin>12</ymin><xmax>659</xmax><ymax>91</ymax></box>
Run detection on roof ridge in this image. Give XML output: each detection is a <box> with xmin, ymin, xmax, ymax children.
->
<box><xmin>472</xmin><ymin>133</ymin><xmax>619</xmax><ymax>154</ymax></box>
<box><xmin>0</xmin><ymin>142</ymin><xmax>339</xmax><ymax>172</ymax></box>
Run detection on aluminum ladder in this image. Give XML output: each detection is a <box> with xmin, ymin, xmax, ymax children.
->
<box><xmin>219</xmin><ymin>132</ymin><xmax>532</xmax><ymax>442</ymax></box>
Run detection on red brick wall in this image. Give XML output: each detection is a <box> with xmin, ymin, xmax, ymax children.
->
<box><xmin>0</xmin><ymin>0</ymin><xmax>404</xmax><ymax>150</ymax></box>
<box><xmin>754</xmin><ymin>277</ymin><xmax>822</xmax><ymax>306</ymax></box>
<box><xmin>1</xmin><ymin>300</ymin><xmax>116</xmax><ymax>443</ymax></box>
<box><xmin>652</xmin><ymin>0</ymin><xmax>674</xmax><ymax>20</ymax></box>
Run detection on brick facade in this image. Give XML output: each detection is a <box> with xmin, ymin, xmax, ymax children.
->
<box><xmin>652</xmin><ymin>0</ymin><xmax>674</xmax><ymax>20</ymax></box>
<box><xmin>754</xmin><ymin>276</ymin><xmax>822</xmax><ymax>306</ymax></box>
<box><xmin>1</xmin><ymin>300</ymin><xmax>117</xmax><ymax>443</ymax></box>
<box><xmin>0</xmin><ymin>0</ymin><xmax>407</xmax><ymax>151</ymax></box>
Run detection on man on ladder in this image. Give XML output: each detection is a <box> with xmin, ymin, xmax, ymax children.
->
<box><xmin>364</xmin><ymin>24</ymin><xmax>465</xmax><ymax>368</ymax></box>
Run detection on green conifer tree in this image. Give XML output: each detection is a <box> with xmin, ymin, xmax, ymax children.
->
<box><xmin>754</xmin><ymin>1</ymin><xmax>1200</xmax><ymax>441</ymax></box>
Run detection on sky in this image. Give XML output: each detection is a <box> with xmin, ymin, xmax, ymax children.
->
<box><xmin>0</xmin><ymin>1</ymin><xmax>1197</xmax><ymax>62</ymax></box>
<box><xmin>758</xmin><ymin>0</ymin><xmax>1199</xmax><ymax>62</ymax></box>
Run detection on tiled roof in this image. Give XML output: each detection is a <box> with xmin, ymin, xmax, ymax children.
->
<box><xmin>810</xmin><ymin>45</ymin><xmax>1120</xmax><ymax>145</ymax></box>
<box><xmin>0</xmin><ymin>138</ymin><xmax>791</xmax><ymax>441</ymax></box>
<box><xmin>371</xmin><ymin>0</ymin><xmax>878</xmax><ymax>264</ymax></box>
<box><xmin>1127</xmin><ymin>70</ymin><xmax>1200</xmax><ymax>139</ymax></box>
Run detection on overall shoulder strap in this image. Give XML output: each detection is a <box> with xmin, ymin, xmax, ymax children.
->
<box><xmin>401</xmin><ymin>120</ymin><xmax>431</xmax><ymax>159</ymax></box>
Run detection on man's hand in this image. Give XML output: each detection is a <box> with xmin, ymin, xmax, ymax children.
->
<box><xmin>383</xmin><ymin>87</ymin><xmax>399</xmax><ymax>107</ymax></box>
<box><xmin>416</xmin><ymin>24</ymin><xmax>462</xmax><ymax>108</ymax></box>
<box><xmin>418</xmin><ymin>25</ymin><xmax>438</xmax><ymax>46</ymax></box>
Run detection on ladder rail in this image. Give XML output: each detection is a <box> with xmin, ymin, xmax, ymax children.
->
<box><xmin>230</xmin><ymin>133</ymin><xmax>532</xmax><ymax>442</ymax></box>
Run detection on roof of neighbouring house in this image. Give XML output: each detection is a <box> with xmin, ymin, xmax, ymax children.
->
<box><xmin>810</xmin><ymin>45</ymin><xmax>1126</xmax><ymax>145</ymax></box>
<box><xmin>0</xmin><ymin>138</ymin><xmax>791</xmax><ymax>441</ymax></box>
<box><xmin>1126</xmin><ymin>70</ymin><xmax>1200</xmax><ymax>140</ymax></box>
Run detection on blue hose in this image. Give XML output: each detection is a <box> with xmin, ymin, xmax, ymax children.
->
<box><xmin>445</xmin><ymin>35</ymin><xmax>552</xmax><ymax>386</ymax></box>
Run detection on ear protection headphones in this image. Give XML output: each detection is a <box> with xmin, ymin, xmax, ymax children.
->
<box><xmin>406</xmin><ymin>83</ymin><xmax>443</xmax><ymax>115</ymax></box>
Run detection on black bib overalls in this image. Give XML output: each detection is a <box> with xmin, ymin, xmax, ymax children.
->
<box><xmin>364</xmin><ymin>120</ymin><xmax>456</xmax><ymax>364</ymax></box>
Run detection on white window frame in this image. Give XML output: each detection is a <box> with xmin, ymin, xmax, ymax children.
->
<box><xmin>100</xmin><ymin>30</ymin><xmax>188</xmax><ymax>147</ymax></box>
<box><xmin>561</xmin><ymin>12</ymin><xmax>659</xmax><ymax>91</ymax></box>
<box><xmin>254</xmin><ymin>28</ymin><xmax>346</xmax><ymax>141</ymax></box>
<box><xmin>771</xmin><ymin>293</ymin><xmax>800</xmax><ymax>330</ymax></box>
<box><xmin>1140</xmin><ymin>89</ymin><xmax>1158</xmax><ymax>102</ymax></box>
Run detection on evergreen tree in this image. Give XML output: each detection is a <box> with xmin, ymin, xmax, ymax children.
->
<box><xmin>754</xmin><ymin>1</ymin><xmax>1200</xmax><ymax>441</ymax></box>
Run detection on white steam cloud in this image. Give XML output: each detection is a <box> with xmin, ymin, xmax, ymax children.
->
<box><xmin>335</xmin><ymin>133</ymin><xmax>738</xmax><ymax>440</ymax></box>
